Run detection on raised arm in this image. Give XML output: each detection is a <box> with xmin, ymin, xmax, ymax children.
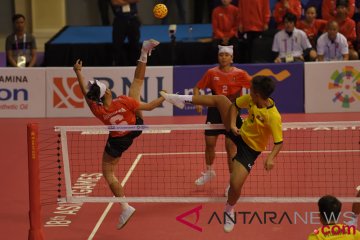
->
<box><xmin>73</xmin><ymin>59</ymin><xmax>87</xmax><ymax>97</ymax></box>
<box><xmin>137</xmin><ymin>96</ymin><xmax>165</xmax><ymax>111</ymax></box>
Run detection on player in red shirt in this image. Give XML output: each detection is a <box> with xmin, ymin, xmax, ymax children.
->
<box><xmin>273</xmin><ymin>0</ymin><xmax>302</xmax><ymax>30</ymax></box>
<box><xmin>193</xmin><ymin>45</ymin><xmax>251</xmax><ymax>196</ymax></box>
<box><xmin>73</xmin><ymin>39</ymin><xmax>165</xmax><ymax>230</ymax></box>
<box><xmin>212</xmin><ymin>0</ymin><xmax>239</xmax><ymax>62</ymax></box>
<box><xmin>297</xmin><ymin>5</ymin><xmax>327</xmax><ymax>48</ymax></box>
<box><xmin>335</xmin><ymin>0</ymin><xmax>359</xmax><ymax>59</ymax></box>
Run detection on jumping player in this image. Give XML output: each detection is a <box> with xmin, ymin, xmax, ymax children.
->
<box><xmin>73</xmin><ymin>39</ymin><xmax>164</xmax><ymax>229</ymax></box>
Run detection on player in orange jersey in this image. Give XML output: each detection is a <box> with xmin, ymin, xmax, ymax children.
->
<box><xmin>73</xmin><ymin>39</ymin><xmax>164</xmax><ymax>230</ymax></box>
<box><xmin>193</xmin><ymin>45</ymin><xmax>251</xmax><ymax>198</ymax></box>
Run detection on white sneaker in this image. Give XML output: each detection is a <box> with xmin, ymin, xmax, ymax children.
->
<box><xmin>194</xmin><ymin>170</ymin><xmax>216</xmax><ymax>185</ymax></box>
<box><xmin>224</xmin><ymin>184</ymin><xmax>230</xmax><ymax>197</ymax></box>
<box><xmin>142</xmin><ymin>39</ymin><xmax>160</xmax><ymax>56</ymax></box>
<box><xmin>117</xmin><ymin>205</ymin><xmax>136</xmax><ymax>229</ymax></box>
<box><xmin>160</xmin><ymin>91</ymin><xmax>186</xmax><ymax>109</ymax></box>
<box><xmin>224</xmin><ymin>209</ymin><xmax>235</xmax><ymax>233</ymax></box>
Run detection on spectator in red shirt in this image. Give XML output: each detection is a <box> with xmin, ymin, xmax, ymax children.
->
<box><xmin>237</xmin><ymin>0</ymin><xmax>271</xmax><ymax>63</ymax></box>
<box><xmin>273</xmin><ymin>0</ymin><xmax>302</xmax><ymax>29</ymax></box>
<box><xmin>297</xmin><ymin>5</ymin><xmax>327</xmax><ymax>48</ymax></box>
<box><xmin>335</xmin><ymin>0</ymin><xmax>358</xmax><ymax>59</ymax></box>
<box><xmin>321</xmin><ymin>0</ymin><xmax>355</xmax><ymax>21</ymax></box>
<box><xmin>212</xmin><ymin>0</ymin><xmax>240</xmax><ymax>63</ymax></box>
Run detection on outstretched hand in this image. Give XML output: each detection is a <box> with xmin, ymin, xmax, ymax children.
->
<box><xmin>73</xmin><ymin>59</ymin><xmax>83</xmax><ymax>72</ymax></box>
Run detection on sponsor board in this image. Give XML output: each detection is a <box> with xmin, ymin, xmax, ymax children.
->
<box><xmin>46</xmin><ymin>66</ymin><xmax>173</xmax><ymax>117</ymax></box>
<box><xmin>0</xmin><ymin>68</ymin><xmax>46</xmax><ymax>117</ymax></box>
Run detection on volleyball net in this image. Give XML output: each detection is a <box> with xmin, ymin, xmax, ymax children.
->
<box><xmin>49</xmin><ymin>121</ymin><xmax>360</xmax><ymax>204</ymax></box>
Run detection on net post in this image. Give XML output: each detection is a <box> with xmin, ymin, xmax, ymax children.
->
<box><xmin>27</xmin><ymin>123</ymin><xmax>45</xmax><ymax>240</ymax></box>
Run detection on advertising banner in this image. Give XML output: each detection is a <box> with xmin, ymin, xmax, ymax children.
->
<box><xmin>173</xmin><ymin>63</ymin><xmax>304</xmax><ymax>116</ymax></box>
<box><xmin>0</xmin><ymin>68</ymin><xmax>46</xmax><ymax>117</ymax></box>
<box><xmin>305</xmin><ymin>61</ymin><xmax>360</xmax><ymax>113</ymax></box>
<box><xmin>46</xmin><ymin>66</ymin><xmax>173</xmax><ymax>117</ymax></box>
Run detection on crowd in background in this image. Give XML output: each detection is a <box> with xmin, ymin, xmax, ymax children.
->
<box><xmin>210</xmin><ymin>0</ymin><xmax>360</xmax><ymax>63</ymax></box>
<box><xmin>5</xmin><ymin>0</ymin><xmax>360</xmax><ymax>67</ymax></box>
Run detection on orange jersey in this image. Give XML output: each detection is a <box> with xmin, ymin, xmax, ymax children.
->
<box><xmin>238</xmin><ymin>0</ymin><xmax>271</xmax><ymax>32</ymax></box>
<box><xmin>337</xmin><ymin>17</ymin><xmax>357</xmax><ymax>47</ymax></box>
<box><xmin>321</xmin><ymin>0</ymin><xmax>355</xmax><ymax>21</ymax></box>
<box><xmin>89</xmin><ymin>95</ymin><xmax>140</xmax><ymax>137</ymax></box>
<box><xmin>196</xmin><ymin>66</ymin><xmax>251</xmax><ymax>102</ymax></box>
<box><xmin>296</xmin><ymin>19</ymin><xmax>327</xmax><ymax>47</ymax></box>
<box><xmin>273</xmin><ymin>0</ymin><xmax>302</xmax><ymax>30</ymax></box>
<box><xmin>212</xmin><ymin>4</ymin><xmax>239</xmax><ymax>39</ymax></box>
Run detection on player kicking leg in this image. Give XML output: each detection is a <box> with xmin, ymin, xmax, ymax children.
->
<box><xmin>110</xmin><ymin>39</ymin><xmax>159</xmax><ymax>229</ymax></box>
<box><xmin>161</xmin><ymin>76</ymin><xmax>283</xmax><ymax>233</ymax></box>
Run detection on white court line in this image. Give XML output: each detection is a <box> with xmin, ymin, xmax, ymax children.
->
<box><xmin>142</xmin><ymin>149</ymin><xmax>360</xmax><ymax>156</ymax></box>
<box><xmin>88</xmin><ymin>154</ymin><xmax>143</xmax><ymax>240</ymax></box>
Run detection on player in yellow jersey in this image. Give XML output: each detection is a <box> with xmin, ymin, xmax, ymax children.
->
<box><xmin>161</xmin><ymin>75</ymin><xmax>283</xmax><ymax>232</ymax></box>
<box><xmin>308</xmin><ymin>195</ymin><xmax>360</xmax><ymax>240</ymax></box>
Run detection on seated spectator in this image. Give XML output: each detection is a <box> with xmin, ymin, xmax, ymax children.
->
<box><xmin>307</xmin><ymin>195</ymin><xmax>360</xmax><ymax>240</ymax></box>
<box><xmin>303</xmin><ymin>0</ymin><xmax>323</xmax><ymax>19</ymax></box>
<box><xmin>211</xmin><ymin>0</ymin><xmax>240</xmax><ymax>63</ymax></box>
<box><xmin>272</xmin><ymin>12</ymin><xmax>316</xmax><ymax>63</ymax></box>
<box><xmin>297</xmin><ymin>5</ymin><xmax>327</xmax><ymax>48</ymax></box>
<box><xmin>5</xmin><ymin>13</ymin><xmax>37</xmax><ymax>67</ymax></box>
<box><xmin>273</xmin><ymin>0</ymin><xmax>302</xmax><ymax>30</ymax></box>
<box><xmin>322</xmin><ymin>0</ymin><xmax>355</xmax><ymax>21</ymax></box>
<box><xmin>317</xmin><ymin>21</ymin><xmax>349</xmax><ymax>61</ymax></box>
<box><xmin>335</xmin><ymin>0</ymin><xmax>359</xmax><ymax>59</ymax></box>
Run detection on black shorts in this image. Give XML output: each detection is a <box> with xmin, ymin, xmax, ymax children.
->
<box><xmin>205</xmin><ymin>107</ymin><xmax>243</xmax><ymax>136</ymax></box>
<box><xmin>104</xmin><ymin>117</ymin><xmax>144</xmax><ymax>158</ymax></box>
<box><xmin>228</xmin><ymin>132</ymin><xmax>261</xmax><ymax>172</ymax></box>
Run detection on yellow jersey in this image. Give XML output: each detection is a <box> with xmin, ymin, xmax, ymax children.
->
<box><xmin>308</xmin><ymin>224</ymin><xmax>360</xmax><ymax>240</ymax></box>
<box><xmin>235</xmin><ymin>94</ymin><xmax>283</xmax><ymax>152</ymax></box>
